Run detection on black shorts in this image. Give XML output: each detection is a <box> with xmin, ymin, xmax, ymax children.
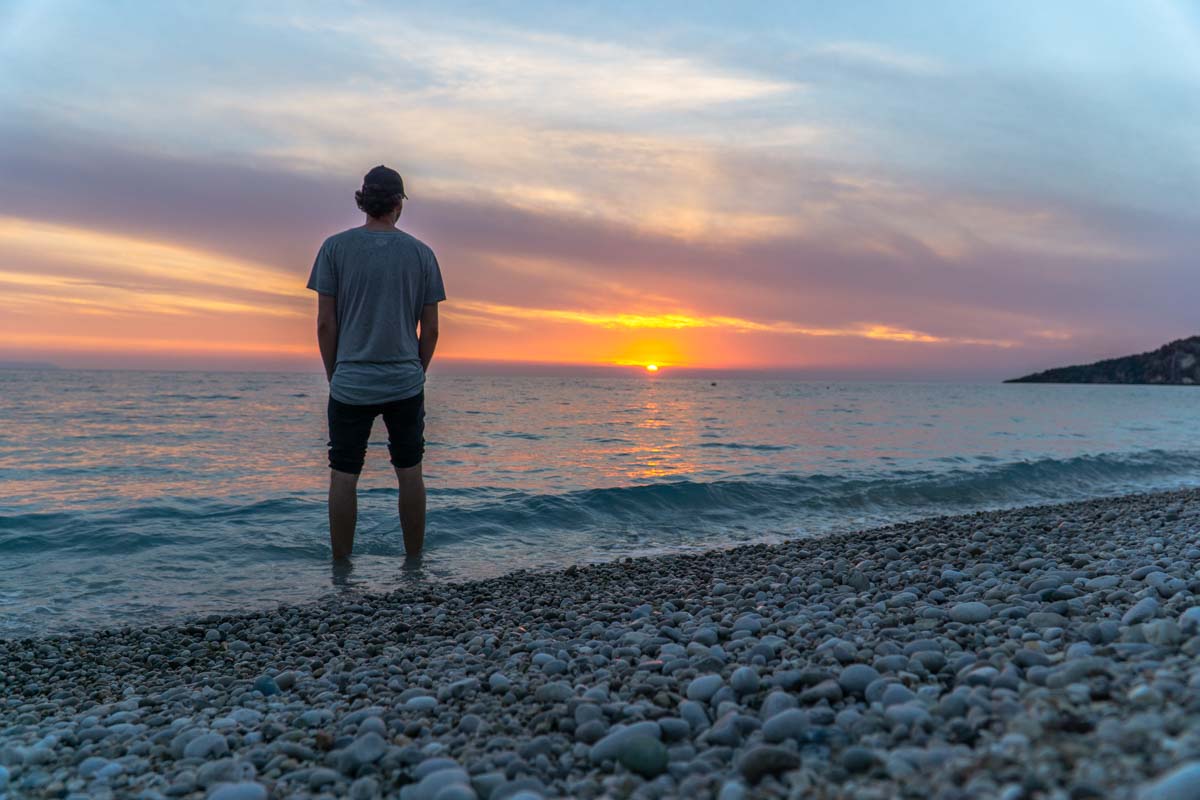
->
<box><xmin>327</xmin><ymin>392</ymin><xmax>425</xmax><ymax>475</ymax></box>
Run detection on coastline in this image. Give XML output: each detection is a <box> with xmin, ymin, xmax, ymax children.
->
<box><xmin>3</xmin><ymin>489</ymin><xmax>1200</xmax><ymax>799</ymax></box>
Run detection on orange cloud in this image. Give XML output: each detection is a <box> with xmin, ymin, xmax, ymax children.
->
<box><xmin>0</xmin><ymin>217</ymin><xmax>302</xmax><ymax>300</ymax></box>
<box><xmin>450</xmin><ymin>299</ymin><xmax>1016</xmax><ymax>347</ymax></box>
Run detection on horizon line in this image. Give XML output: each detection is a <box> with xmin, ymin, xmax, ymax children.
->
<box><xmin>0</xmin><ymin>356</ymin><xmax>1041</xmax><ymax>382</ymax></box>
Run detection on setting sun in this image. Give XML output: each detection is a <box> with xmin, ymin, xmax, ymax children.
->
<box><xmin>646</xmin><ymin>364</ymin><xmax>659</xmax><ymax>372</ymax></box>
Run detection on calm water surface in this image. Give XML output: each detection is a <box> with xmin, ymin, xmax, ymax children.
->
<box><xmin>1</xmin><ymin>369</ymin><xmax>1198</xmax><ymax>636</ymax></box>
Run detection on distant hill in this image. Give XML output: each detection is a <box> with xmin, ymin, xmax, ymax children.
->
<box><xmin>1007</xmin><ymin>336</ymin><xmax>1200</xmax><ymax>385</ymax></box>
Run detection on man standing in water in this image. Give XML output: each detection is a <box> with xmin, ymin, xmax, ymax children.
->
<box><xmin>307</xmin><ymin>165</ymin><xmax>446</xmax><ymax>560</ymax></box>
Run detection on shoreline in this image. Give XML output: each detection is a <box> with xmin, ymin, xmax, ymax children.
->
<box><xmin>2</xmin><ymin>489</ymin><xmax>1200</xmax><ymax>798</ymax></box>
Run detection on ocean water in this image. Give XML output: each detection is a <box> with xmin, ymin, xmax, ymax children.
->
<box><xmin>1</xmin><ymin>368</ymin><xmax>1197</xmax><ymax>637</ymax></box>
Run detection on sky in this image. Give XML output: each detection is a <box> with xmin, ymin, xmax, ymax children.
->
<box><xmin>0</xmin><ymin>0</ymin><xmax>1197</xmax><ymax>378</ymax></box>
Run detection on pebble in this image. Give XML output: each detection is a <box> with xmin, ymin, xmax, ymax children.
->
<box><xmin>730</xmin><ymin>666</ymin><xmax>760</xmax><ymax>695</ymax></box>
<box><xmin>350</xmin><ymin>777</ymin><xmax>381</xmax><ymax>800</ymax></box>
<box><xmin>183</xmin><ymin>732</ymin><xmax>229</xmax><ymax>760</ymax></box>
<box><xmin>308</xmin><ymin>767</ymin><xmax>341</xmax><ymax>789</ymax></box>
<box><xmin>590</xmin><ymin>722</ymin><xmax>661</xmax><ymax>764</ymax></box>
<box><xmin>837</xmin><ymin>664</ymin><xmax>881</xmax><ymax>696</ymax></box>
<box><xmin>1138</xmin><ymin>762</ymin><xmax>1200</xmax><ymax>800</ymax></box>
<box><xmin>737</xmin><ymin>745</ymin><xmax>800</xmax><ymax>784</ymax></box>
<box><xmin>339</xmin><ymin>731</ymin><xmax>387</xmax><ymax>773</ymax></box>
<box><xmin>842</xmin><ymin>746</ymin><xmax>877</xmax><ymax>774</ymax></box>
<box><xmin>615</xmin><ymin>735</ymin><xmax>668</xmax><ymax>778</ymax></box>
<box><xmin>1123</xmin><ymin>597</ymin><xmax>1160</xmax><ymax>626</ymax></box>
<box><xmin>761</xmin><ymin>709</ymin><xmax>808</xmax><ymax>743</ymax></box>
<box><xmin>686</xmin><ymin>674</ymin><xmax>724</xmax><ymax>702</ymax></box>
<box><xmin>3</xmin><ymin>490</ymin><xmax>1199</xmax><ymax>799</ymax></box>
<box><xmin>533</xmin><ymin>682</ymin><xmax>572</xmax><ymax>703</ymax></box>
<box><xmin>78</xmin><ymin>756</ymin><xmax>109</xmax><ymax>777</ymax></box>
<box><xmin>207</xmin><ymin>783</ymin><xmax>268</xmax><ymax>800</ymax></box>
<box><xmin>403</xmin><ymin>768</ymin><xmax>471</xmax><ymax>800</ymax></box>
<box><xmin>950</xmin><ymin>602</ymin><xmax>991</xmax><ymax>623</ymax></box>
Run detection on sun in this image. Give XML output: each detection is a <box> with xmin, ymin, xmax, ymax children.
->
<box><xmin>645</xmin><ymin>364</ymin><xmax>659</xmax><ymax>372</ymax></box>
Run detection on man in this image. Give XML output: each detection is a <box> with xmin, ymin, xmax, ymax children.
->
<box><xmin>307</xmin><ymin>165</ymin><xmax>446</xmax><ymax>560</ymax></box>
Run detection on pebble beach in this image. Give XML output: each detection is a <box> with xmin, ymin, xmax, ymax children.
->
<box><xmin>4</xmin><ymin>489</ymin><xmax>1200</xmax><ymax>800</ymax></box>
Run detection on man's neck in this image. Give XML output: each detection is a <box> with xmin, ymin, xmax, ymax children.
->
<box><xmin>363</xmin><ymin>214</ymin><xmax>399</xmax><ymax>231</ymax></box>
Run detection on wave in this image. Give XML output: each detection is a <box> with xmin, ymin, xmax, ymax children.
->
<box><xmin>2</xmin><ymin>449</ymin><xmax>1198</xmax><ymax>556</ymax></box>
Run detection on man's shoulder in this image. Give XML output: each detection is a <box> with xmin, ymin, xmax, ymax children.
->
<box><xmin>398</xmin><ymin>230</ymin><xmax>436</xmax><ymax>259</ymax></box>
<box><xmin>321</xmin><ymin>227</ymin><xmax>365</xmax><ymax>248</ymax></box>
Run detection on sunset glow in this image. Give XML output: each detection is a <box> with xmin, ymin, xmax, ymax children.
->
<box><xmin>1</xmin><ymin>2</ymin><xmax>1196</xmax><ymax>377</ymax></box>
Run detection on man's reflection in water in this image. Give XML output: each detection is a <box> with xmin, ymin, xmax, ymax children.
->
<box><xmin>330</xmin><ymin>558</ymin><xmax>355</xmax><ymax>591</ymax></box>
<box><xmin>331</xmin><ymin>552</ymin><xmax>426</xmax><ymax>591</ymax></box>
<box><xmin>402</xmin><ymin>553</ymin><xmax>424</xmax><ymax>579</ymax></box>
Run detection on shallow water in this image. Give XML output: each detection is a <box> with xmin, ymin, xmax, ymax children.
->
<box><xmin>1</xmin><ymin>369</ymin><xmax>1197</xmax><ymax>636</ymax></box>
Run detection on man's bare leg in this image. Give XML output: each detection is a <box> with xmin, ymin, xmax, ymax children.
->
<box><xmin>395</xmin><ymin>463</ymin><xmax>426</xmax><ymax>556</ymax></box>
<box><xmin>329</xmin><ymin>469</ymin><xmax>359</xmax><ymax>560</ymax></box>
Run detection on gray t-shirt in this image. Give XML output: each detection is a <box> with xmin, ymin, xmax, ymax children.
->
<box><xmin>307</xmin><ymin>227</ymin><xmax>446</xmax><ymax>405</ymax></box>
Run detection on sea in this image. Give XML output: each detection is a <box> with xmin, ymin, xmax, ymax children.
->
<box><xmin>1</xmin><ymin>368</ymin><xmax>1197</xmax><ymax>638</ymax></box>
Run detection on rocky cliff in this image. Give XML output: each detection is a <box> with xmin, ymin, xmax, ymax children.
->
<box><xmin>1007</xmin><ymin>336</ymin><xmax>1200</xmax><ymax>385</ymax></box>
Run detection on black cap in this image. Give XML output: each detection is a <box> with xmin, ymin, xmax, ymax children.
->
<box><xmin>362</xmin><ymin>165</ymin><xmax>406</xmax><ymax>199</ymax></box>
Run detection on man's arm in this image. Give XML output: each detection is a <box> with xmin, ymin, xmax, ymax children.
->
<box><xmin>317</xmin><ymin>293</ymin><xmax>338</xmax><ymax>382</ymax></box>
<box><xmin>419</xmin><ymin>303</ymin><xmax>439</xmax><ymax>372</ymax></box>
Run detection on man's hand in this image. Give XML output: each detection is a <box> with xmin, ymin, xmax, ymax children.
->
<box><xmin>317</xmin><ymin>293</ymin><xmax>338</xmax><ymax>383</ymax></box>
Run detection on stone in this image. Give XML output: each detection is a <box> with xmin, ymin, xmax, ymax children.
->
<box><xmin>590</xmin><ymin>721</ymin><xmax>662</xmax><ymax>764</ymax></box>
<box><xmin>885</xmin><ymin>704</ymin><xmax>931</xmax><ymax>728</ymax></box>
<box><xmin>657</xmin><ymin>717</ymin><xmax>691</xmax><ymax>742</ymax></box>
<box><xmin>575</xmin><ymin>719</ymin><xmax>607</xmax><ymax>744</ymax></box>
<box><xmin>339</xmin><ymin>732</ymin><xmax>387</xmax><ymax>773</ymax></box>
<box><xmin>350</xmin><ymin>777</ymin><xmax>381</xmax><ymax>800</ymax></box>
<box><xmin>760</xmin><ymin>690</ymin><xmax>797</xmax><ymax>719</ymax></box>
<box><xmin>308</xmin><ymin>768</ymin><xmax>341</xmax><ymax>789</ymax></box>
<box><xmin>1143</xmin><ymin>620</ymin><xmax>1182</xmax><ymax>646</ymax></box>
<box><xmin>197</xmin><ymin>758</ymin><xmax>243</xmax><ymax>788</ymax></box>
<box><xmin>184</xmin><ymin>733</ymin><xmax>230</xmax><ymax>760</ymax></box>
<box><xmin>799</xmin><ymin>679</ymin><xmax>843</xmax><ymax>704</ymax></box>
<box><xmin>1138</xmin><ymin>762</ymin><xmax>1200</xmax><ymax>800</ymax></box>
<box><xmin>252</xmin><ymin>676</ymin><xmax>279</xmax><ymax>696</ymax></box>
<box><xmin>615</xmin><ymin>735</ymin><xmax>668</xmax><ymax>778</ymax></box>
<box><xmin>737</xmin><ymin>745</ymin><xmax>800</xmax><ymax>784</ymax></box>
<box><xmin>1028</xmin><ymin>612</ymin><xmax>1070</xmax><ymax>628</ymax></box>
<box><xmin>433</xmin><ymin>785</ymin><xmax>478</xmax><ymax>800</ymax></box>
<box><xmin>837</xmin><ymin>664</ymin><xmax>881</xmax><ymax>697</ymax></box>
<box><xmin>405</xmin><ymin>696</ymin><xmax>438</xmax><ymax>712</ymax></box>
<box><xmin>1179</xmin><ymin>607</ymin><xmax>1200</xmax><ymax>633</ymax></box>
<box><xmin>842</xmin><ymin>746</ymin><xmax>877</xmax><ymax>774</ymax></box>
<box><xmin>534</xmin><ymin>682</ymin><xmax>572</xmax><ymax>703</ymax></box>
<box><xmin>403</xmin><ymin>768</ymin><xmax>470</xmax><ymax>800</ymax></box>
<box><xmin>1123</xmin><ymin>597</ymin><xmax>1160</xmax><ymax>626</ymax></box>
<box><xmin>717</xmin><ymin>781</ymin><xmax>748</xmax><ymax>800</ymax></box>
<box><xmin>950</xmin><ymin>602</ymin><xmax>991</xmax><ymax>623</ymax></box>
<box><xmin>881</xmin><ymin>684</ymin><xmax>916</xmax><ymax>707</ymax></box>
<box><xmin>686</xmin><ymin>675</ymin><xmax>723</xmax><ymax>702</ymax></box>
<box><xmin>730</xmin><ymin>667</ymin><xmax>760</xmax><ymax>695</ymax></box>
<box><xmin>208</xmin><ymin>783</ymin><xmax>268</xmax><ymax>800</ymax></box>
<box><xmin>762</xmin><ymin>709</ymin><xmax>808</xmax><ymax>743</ymax></box>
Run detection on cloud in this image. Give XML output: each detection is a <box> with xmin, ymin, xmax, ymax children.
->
<box><xmin>0</xmin><ymin>97</ymin><xmax>1194</xmax><ymax>376</ymax></box>
<box><xmin>453</xmin><ymin>299</ymin><xmax>1016</xmax><ymax>347</ymax></box>
<box><xmin>810</xmin><ymin>41</ymin><xmax>946</xmax><ymax>75</ymax></box>
<box><xmin>284</xmin><ymin>12</ymin><xmax>797</xmax><ymax>115</ymax></box>
<box><xmin>0</xmin><ymin>216</ymin><xmax>307</xmax><ymax>330</ymax></box>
